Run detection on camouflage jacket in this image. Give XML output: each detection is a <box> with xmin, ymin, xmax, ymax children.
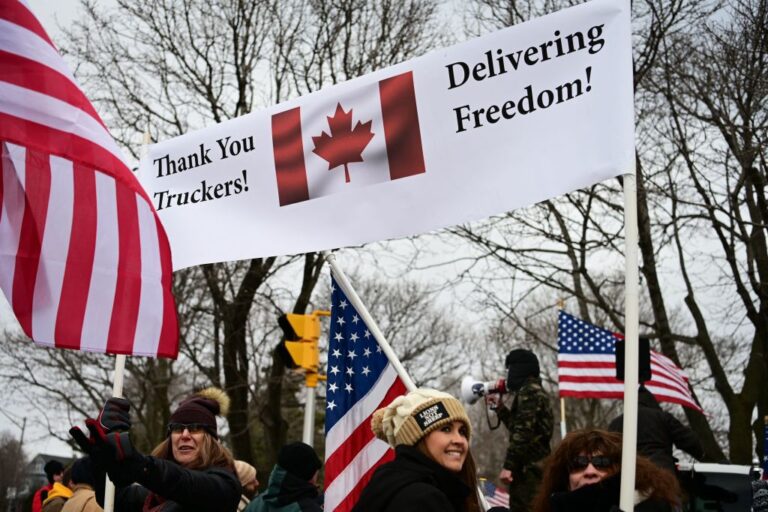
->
<box><xmin>496</xmin><ymin>376</ymin><xmax>553</xmax><ymax>473</ymax></box>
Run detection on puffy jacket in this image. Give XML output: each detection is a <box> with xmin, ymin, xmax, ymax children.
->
<box><xmin>245</xmin><ymin>466</ymin><xmax>320</xmax><ymax>512</ymax></box>
<box><xmin>42</xmin><ymin>482</ymin><xmax>73</xmax><ymax>512</ymax></box>
<box><xmin>61</xmin><ymin>484</ymin><xmax>102</xmax><ymax>512</ymax></box>
<box><xmin>352</xmin><ymin>445</ymin><xmax>472</xmax><ymax>512</ymax></box>
<box><xmin>114</xmin><ymin>457</ymin><xmax>241</xmax><ymax>512</ymax></box>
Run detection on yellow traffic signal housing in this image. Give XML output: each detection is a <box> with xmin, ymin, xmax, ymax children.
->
<box><xmin>278</xmin><ymin>311</ymin><xmax>330</xmax><ymax>387</ymax></box>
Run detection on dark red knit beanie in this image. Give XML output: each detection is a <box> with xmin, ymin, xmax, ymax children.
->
<box><xmin>168</xmin><ymin>388</ymin><xmax>230</xmax><ymax>438</ymax></box>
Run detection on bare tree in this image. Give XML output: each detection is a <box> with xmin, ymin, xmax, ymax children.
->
<box><xmin>646</xmin><ymin>0</ymin><xmax>768</xmax><ymax>462</ymax></box>
<box><xmin>448</xmin><ymin>0</ymin><xmax>733</xmax><ymax>461</ymax></box>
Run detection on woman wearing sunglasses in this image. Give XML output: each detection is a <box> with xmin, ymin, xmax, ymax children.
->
<box><xmin>531</xmin><ymin>429</ymin><xmax>681</xmax><ymax>512</ymax></box>
<box><xmin>70</xmin><ymin>388</ymin><xmax>241</xmax><ymax>512</ymax></box>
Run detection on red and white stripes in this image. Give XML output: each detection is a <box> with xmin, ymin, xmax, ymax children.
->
<box><xmin>324</xmin><ymin>365</ymin><xmax>406</xmax><ymax>512</ymax></box>
<box><xmin>0</xmin><ymin>1</ymin><xmax>178</xmax><ymax>358</ymax></box>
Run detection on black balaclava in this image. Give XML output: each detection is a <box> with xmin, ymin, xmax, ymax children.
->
<box><xmin>505</xmin><ymin>349</ymin><xmax>540</xmax><ymax>391</ymax></box>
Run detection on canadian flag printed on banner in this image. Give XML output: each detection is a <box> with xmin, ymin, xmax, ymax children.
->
<box><xmin>271</xmin><ymin>71</ymin><xmax>426</xmax><ymax>206</ymax></box>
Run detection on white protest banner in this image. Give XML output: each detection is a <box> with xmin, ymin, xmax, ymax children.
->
<box><xmin>138</xmin><ymin>0</ymin><xmax>633</xmax><ymax>270</ymax></box>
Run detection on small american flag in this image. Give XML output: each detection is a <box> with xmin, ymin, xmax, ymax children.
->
<box><xmin>323</xmin><ymin>275</ymin><xmax>406</xmax><ymax>511</ymax></box>
<box><xmin>0</xmin><ymin>1</ymin><xmax>178</xmax><ymax>357</ymax></box>
<box><xmin>558</xmin><ymin>310</ymin><xmax>701</xmax><ymax>411</ymax></box>
<box><xmin>481</xmin><ymin>478</ymin><xmax>509</xmax><ymax>509</ymax></box>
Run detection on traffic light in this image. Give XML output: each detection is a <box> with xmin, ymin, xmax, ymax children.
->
<box><xmin>277</xmin><ymin>311</ymin><xmax>330</xmax><ymax>387</ymax></box>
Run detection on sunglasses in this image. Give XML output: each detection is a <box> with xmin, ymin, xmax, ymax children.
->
<box><xmin>167</xmin><ymin>423</ymin><xmax>209</xmax><ymax>435</ymax></box>
<box><xmin>570</xmin><ymin>455</ymin><xmax>613</xmax><ymax>471</ymax></box>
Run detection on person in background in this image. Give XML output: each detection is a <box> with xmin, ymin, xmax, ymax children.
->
<box><xmin>33</xmin><ymin>460</ymin><xmax>65</xmax><ymax>512</ymax></box>
<box><xmin>61</xmin><ymin>456</ymin><xmax>103</xmax><ymax>512</ymax></box>
<box><xmin>352</xmin><ymin>388</ymin><xmax>483</xmax><ymax>512</ymax></box>
<box><xmin>608</xmin><ymin>385</ymin><xmax>704</xmax><ymax>474</ymax></box>
<box><xmin>42</xmin><ymin>464</ymin><xmax>73</xmax><ymax>512</ymax></box>
<box><xmin>235</xmin><ymin>460</ymin><xmax>260</xmax><ymax>511</ymax></box>
<box><xmin>531</xmin><ymin>429</ymin><xmax>681</xmax><ymax>512</ymax></box>
<box><xmin>245</xmin><ymin>442</ymin><xmax>322</xmax><ymax>512</ymax></box>
<box><xmin>70</xmin><ymin>388</ymin><xmax>241</xmax><ymax>512</ymax></box>
<box><xmin>487</xmin><ymin>349</ymin><xmax>554</xmax><ymax>512</ymax></box>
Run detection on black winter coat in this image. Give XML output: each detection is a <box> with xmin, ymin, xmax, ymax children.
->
<box><xmin>608</xmin><ymin>388</ymin><xmax>704</xmax><ymax>473</ymax></box>
<box><xmin>549</xmin><ymin>473</ymin><xmax>673</xmax><ymax>512</ymax></box>
<box><xmin>114</xmin><ymin>457</ymin><xmax>241</xmax><ymax>512</ymax></box>
<box><xmin>352</xmin><ymin>445</ymin><xmax>472</xmax><ymax>512</ymax></box>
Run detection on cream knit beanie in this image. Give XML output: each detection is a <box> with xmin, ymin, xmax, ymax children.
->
<box><xmin>371</xmin><ymin>388</ymin><xmax>471</xmax><ymax>447</ymax></box>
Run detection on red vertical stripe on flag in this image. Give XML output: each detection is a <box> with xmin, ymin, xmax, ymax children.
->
<box><xmin>12</xmin><ymin>148</ymin><xmax>51</xmax><ymax>335</ymax></box>
<box><xmin>55</xmin><ymin>164</ymin><xmax>96</xmax><ymax>349</ymax></box>
<box><xmin>155</xmin><ymin>219</ymin><xmax>179</xmax><ymax>358</ymax></box>
<box><xmin>106</xmin><ymin>186</ymin><xmax>142</xmax><ymax>354</ymax></box>
<box><xmin>272</xmin><ymin>108</ymin><xmax>309</xmax><ymax>206</ymax></box>
<box><xmin>379</xmin><ymin>72</ymin><xmax>425</xmax><ymax>180</ymax></box>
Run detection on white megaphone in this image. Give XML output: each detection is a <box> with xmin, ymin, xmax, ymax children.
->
<box><xmin>460</xmin><ymin>376</ymin><xmax>507</xmax><ymax>404</ymax></box>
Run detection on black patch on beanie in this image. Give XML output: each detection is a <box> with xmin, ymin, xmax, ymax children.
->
<box><xmin>415</xmin><ymin>402</ymin><xmax>448</xmax><ymax>431</ymax></box>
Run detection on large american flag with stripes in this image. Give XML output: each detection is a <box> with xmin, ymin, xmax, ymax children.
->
<box><xmin>324</xmin><ymin>275</ymin><xmax>406</xmax><ymax>512</ymax></box>
<box><xmin>558</xmin><ymin>310</ymin><xmax>701</xmax><ymax>411</ymax></box>
<box><xmin>0</xmin><ymin>1</ymin><xmax>178</xmax><ymax>357</ymax></box>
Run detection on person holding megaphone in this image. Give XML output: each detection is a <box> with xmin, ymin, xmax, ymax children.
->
<box><xmin>485</xmin><ymin>349</ymin><xmax>554</xmax><ymax>512</ymax></box>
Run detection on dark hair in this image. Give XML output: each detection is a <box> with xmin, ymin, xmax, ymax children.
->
<box><xmin>151</xmin><ymin>431</ymin><xmax>235</xmax><ymax>473</ymax></box>
<box><xmin>415</xmin><ymin>437</ymin><xmax>483</xmax><ymax>512</ymax></box>
<box><xmin>531</xmin><ymin>429</ymin><xmax>680</xmax><ymax>512</ymax></box>
<box><xmin>44</xmin><ymin>460</ymin><xmax>64</xmax><ymax>484</ymax></box>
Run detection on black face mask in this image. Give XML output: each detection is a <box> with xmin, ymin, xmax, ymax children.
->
<box><xmin>506</xmin><ymin>364</ymin><xmax>531</xmax><ymax>392</ymax></box>
<box><xmin>504</xmin><ymin>350</ymin><xmax>540</xmax><ymax>391</ymax></box>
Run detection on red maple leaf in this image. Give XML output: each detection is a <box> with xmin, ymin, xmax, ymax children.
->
<box><xmin>312</xmin><ymin>103</ymin><xmax>374</xmax><ymax>183</ymax></box>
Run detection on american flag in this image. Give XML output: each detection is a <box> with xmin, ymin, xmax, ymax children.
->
<box><xmin>0</xmin><ymin>1</ymin><xmax>178</xmax><ymax>357</ymax></box>
<box><xmin>324</xmin><ymin>275</ymin><xmax>406</xmax><ymax>512</ymax></box>
<box><xmin>481</xmin><ymin>478</ymin><xmax>509</xmax><ymax>508</ymax></box>
<box><xmin>558</xmin><ymin>311</ymin><xmax>701</xmax><ymax>411</ymax></box>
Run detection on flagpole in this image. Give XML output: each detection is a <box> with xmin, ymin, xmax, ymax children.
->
<box><xmin>559</xmin><ymin>398</ymin><xmax>567</xmax><ymax>439</ymax></box>
<box><xmin>104</xmin><ymin>129</ymin><xmax>152</xmax><ymax>512</ymax></box>
<box><xmin>324</xmin><ymin>252</ymin><xmax>416</xmax><ymax>392</ymax></box>
<box><xmin>619</xmin><ymin>169</ymin><xmax>640</xmax><ymax>511</ymax></box>
<box><xmin>103</xmin><ymin>354</ymin><xmax>126</xmax><ymax>512</ymax></box>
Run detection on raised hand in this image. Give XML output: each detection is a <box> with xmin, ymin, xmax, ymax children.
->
<box><xmin>98</xmin><ymin>397</ymin><xmax>131</xmax><ymax>432</ymax></box>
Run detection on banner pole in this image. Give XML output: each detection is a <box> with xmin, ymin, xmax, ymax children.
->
<box><xmin>103</xmin><ymin>354</ymin><xmax>126</xmax><ymax>512</ymax></box>
<box><xmin>324</xmin><ymin>252</ymin><xmax>416</xmax><ymax>392</ymax></box>
<box><xmin>619</xmin><ymin>168</ymin><xmax>640</xmax><ymax>511</ymax></box>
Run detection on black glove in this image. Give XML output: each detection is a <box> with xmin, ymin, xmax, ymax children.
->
<box><xmin>70</xmin><ymin>418</ymin><xmax>148</xmax><ymax>486</ymax></box>
<box><xmin>70</xmin><ymin>419</ymin><xmax>111</xmax><ymax>472</ymax></box>
<box><xmin>98</xmin><ymin>397</ymin><xmax>131</xmax><ymax>432</ymax></box>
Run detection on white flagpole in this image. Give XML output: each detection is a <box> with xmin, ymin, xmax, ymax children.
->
<box><xmin>104</xmin><ymin>129</ymin><xmax>152</xmax><ymax>512</ymax></box>
<box><xmin>102</xmin><ymin>354</ymin><xmax>126</xmax><ymax>512</ymax></box>
<box><xmin>324</xmin><ymin>252</ymin><xmax>416</xmax><ymax>392</ymax></box>
<box><xmin>619</xmin><ymin>168</ymin><xmax>640</xmax><ymax>511</ymax></box>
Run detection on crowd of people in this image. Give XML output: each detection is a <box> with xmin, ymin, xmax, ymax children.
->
<box><xmin>26</xmin><ymin>349</ymin><xmax>764</xmax><ymax>512</ymax></box>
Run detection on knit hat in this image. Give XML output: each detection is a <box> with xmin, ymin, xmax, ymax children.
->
<box><xmin>371</xmin><ymin>388</ymin><xmax>471</xmax><ymax>448</ymax></box>
<box><xmin>277</xmin><ymin>442</ymin><xmax>322</xmax><ymax>481</ymax></box>
<box><xmin>70</xmin><ymin>457</ymin><xmax>96</xmax><ymax>487</ymax></box>
<box><xmin>168</xmin><ymin>387</ymin><xmax>230</xmax><ymax>438</ymax></box>
<box><xmin>234</xmin><ymin>460</ymin><xmax>257</xmax><ymax>486</ymax></box>
<box><xmin>44</xmin><ymin>460</ymin><xmax>64</xmax><ymax>483</ymax></box>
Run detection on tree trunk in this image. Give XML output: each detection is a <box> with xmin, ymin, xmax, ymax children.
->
<box><xmin>635</xmin><ymin>156</ymin><xmax>726</xmax><ymax>461</ymax></box>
